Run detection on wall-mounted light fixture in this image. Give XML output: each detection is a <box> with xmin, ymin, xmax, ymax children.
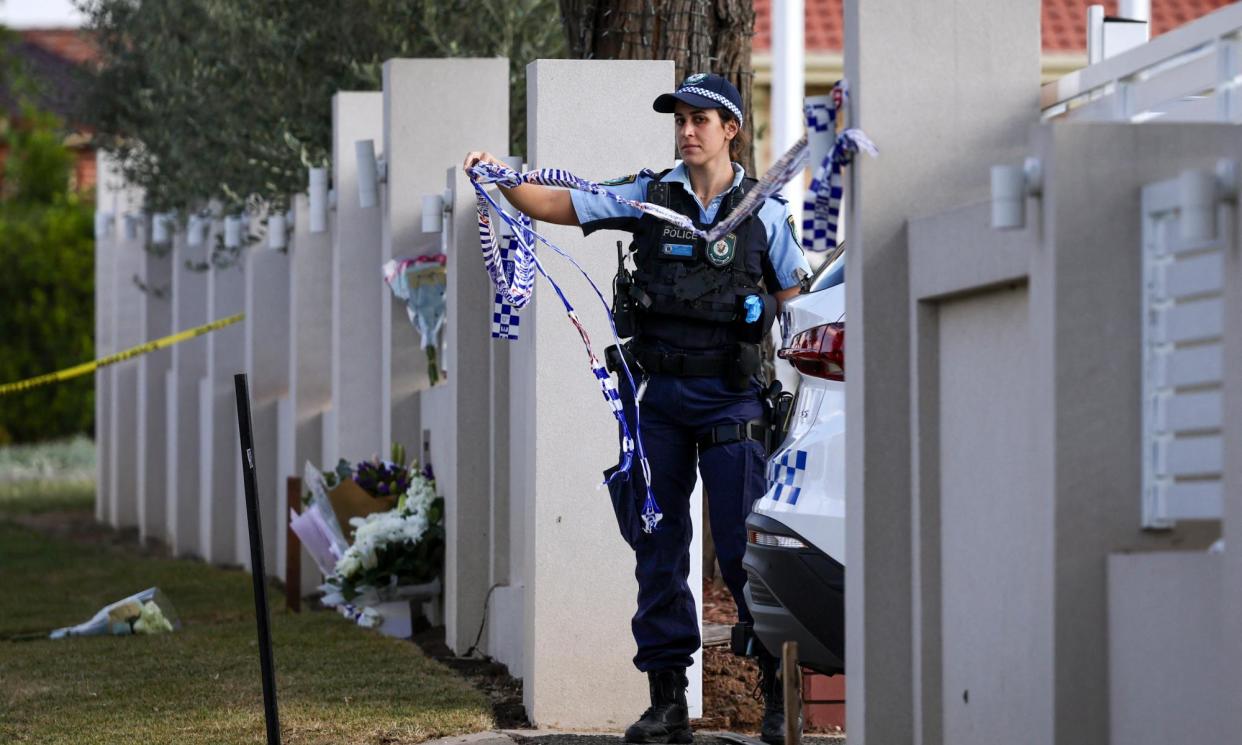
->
<box><xmin>151</xmin><ymin>212</ymin><xmax>173</xmax><ymax>244</ymax></box>
<box><xmin>308</xmin><ymin>167</ymin><xmax>328</xmax><ymax>233</ymax></box>
<box><xmin>990</xmin><ymin>157</ymin><xmax>1042</xmax><ymax>230</ymax></box>
<box><xmin>94</xmin><ymin>211</ymin><xmax>115</xmax><ymax>240</ymax></box>
<box><xmin>225</xmin><ymin>215</ymin><xmax>243</xmax><ymax>249</ymax></box>
<box><xmin>421</xmin><ymin>190</ymin><xmax>453</xmax><ymax>233</ymax></box>
<box><xmin>1179</xmin><ymin>161</ymin><xmax>1237</xmax><ymax>244</ymax></box>
<box><xmin>123</xmin><ymin>212</ymin><xmax>141</xmax><ymax>241</ymax></box>
<box><xmin>356</xmin><ymin>139</ymin><xmax>387</xmax><ymax>209</ymax></box>
<box><xmin>187</xmin><ymin>215</ymin><xmax>205</xmax><ymax>248</ymax></box>
<box><xmin>267</xmin><ymin>213</ymin><xmax>287</xmax><ymax>249</ymax></box>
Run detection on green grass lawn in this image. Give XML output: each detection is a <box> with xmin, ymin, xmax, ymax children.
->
<box><xmin>0</xmin><ymin>480</ymin><xmax>493</xmax><ymax>744</ymax></box>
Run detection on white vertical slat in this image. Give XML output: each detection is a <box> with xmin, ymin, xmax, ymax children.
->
<box><xmin>1164</xmin><ymin>297</ymin><xmax>1223</xmax><ymax>343</ymax></box>
<box><xmin>1158</xmin><ymin>390</ymin><xmax>1224</xmax><ymax>432</ymax></box>
<box><xmin>1162</xmin><ymin>344</ymin><xmax>1224</xmax><ymax>388</ymax></box>
<box><xmin>1164</xmin><ymin>252</ymin><xmax>1224</xmax><ymax>298</ymax></box>
<box><xmin>1160</xmin><ymin>436</ymin><xmax>1223</xmax><ymax>477</ymax></box>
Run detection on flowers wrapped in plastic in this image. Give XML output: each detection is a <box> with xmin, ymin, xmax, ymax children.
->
<box><xmin>49</xmin><ymin>587</ymin><xmax>180</xmax><ymax>639</ymax></box>
<box><xmin>383</xmin><ymin>255</ymin><xmax>448</xmax><ymax>384</ymax></box>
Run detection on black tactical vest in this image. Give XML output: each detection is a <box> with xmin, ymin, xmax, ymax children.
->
<box><xmin>628</xmin><ymin>169</ymin><xmax>771</xmax><ymax>350</ymax></box>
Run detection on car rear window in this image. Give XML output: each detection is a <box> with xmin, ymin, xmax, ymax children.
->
<box><xmin>807</xmin><ymin>248</ymin><xmax>845</xmax><ymax>293</ymax></box>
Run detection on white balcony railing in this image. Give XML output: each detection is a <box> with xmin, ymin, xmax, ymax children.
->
<box><xmin>1041</xmin><ymin>2</ymin><xmax>1242</xmax><ymax>123</ymax></box>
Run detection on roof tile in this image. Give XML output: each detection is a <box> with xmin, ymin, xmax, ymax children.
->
<box><xmin>753</xmin><ymin>0</ymin><xmax>1235</xmax><ymax>54</ymax></box>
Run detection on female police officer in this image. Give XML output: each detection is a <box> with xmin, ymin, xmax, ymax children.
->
<box><xmin>464</xmin><ymin>72</ymin><xmax>808</xmax><ymax>744</ymax></box>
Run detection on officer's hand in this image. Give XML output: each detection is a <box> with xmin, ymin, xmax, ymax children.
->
<box><xmin>463</xmin><ymin>151</ymin><xmax>503</xmax><ymax>180</ymax></box>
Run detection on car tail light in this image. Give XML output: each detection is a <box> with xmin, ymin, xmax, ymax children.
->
<box><xmin>748</xmin><ymin>529</ymin><xmax>807</xmax><ymax>549</ymax></box>
<box><xmin>778</xmin><ymin>322</ymin><xmax>844</xmax><ymax>381</ymax></box>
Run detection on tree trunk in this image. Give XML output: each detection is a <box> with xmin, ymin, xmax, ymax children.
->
<box><xmin>559</xmin><ymin>0</ymin><xmax>756</xmax><ymax>175</ymax></box>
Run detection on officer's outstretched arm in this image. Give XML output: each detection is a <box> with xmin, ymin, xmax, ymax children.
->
<box><xmin>463</xmin><ymin>151</ymin><xmax>580</xmax><ymax>227</ymax></box>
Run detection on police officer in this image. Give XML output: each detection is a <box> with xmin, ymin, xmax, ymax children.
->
<box><xmin>464</xmin><ymin>72</ymin><xmax>809</xmax><ymax>744</ymax></box>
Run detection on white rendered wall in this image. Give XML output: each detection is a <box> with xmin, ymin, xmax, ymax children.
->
<box><xmin>843</xmin><ymin>1</ymin><xmax>1041</xmax><ymax>741</ymax></box>
<box><xmin>241</xmin><ymin>237</ymin><xmax>291</xmax><ymax>575</ymax></box>
<box><xmin>108</xmin><ymin>185</ymin><xmax>146</xmax><ymax>530</ymax></box>
<box><xmin>167</xmin><ymin>220</ymin><xmax>212</xmax><ymax>557</ymax></box>
<box><xmin>329</xmin><ymin>91</ymin><xmax>385</xmax><ymax>465</ymax></box>
<box><xmin>136</xmin><ymin>231</ymin><xmax>173</xmax><ymax>545</ymax></box>
<box><xmin>521</xmin><ymin>58</ymin><xmax>678</xmax><ymax>728</ymax></box>
<box><xmin>1109</xmin><ymin>552</ymin><xmax>1226</xmax><ymax>745</ymax></box>
<box><xmin>201</xmin><ymin>253</ymin><xmax>245</xmax><ymax>565</ymax></box>
<box><xmin>381</xmin><ymin>57</ymin><xmax>509</xmax><ymax>655</ymax></box>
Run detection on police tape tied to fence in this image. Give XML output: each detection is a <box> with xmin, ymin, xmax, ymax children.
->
<box><xmin>0</xmin><ymin>314</ymin><xmax>245</xmax><ymax>397</ymax></box>
<box><xmin>469</xmin><ymin>79</ymin><xmax>876</xmax><ymax>534</ymax></box>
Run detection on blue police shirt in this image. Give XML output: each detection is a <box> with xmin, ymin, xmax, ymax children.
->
<box><xmin>570</xmin><ymin>162</ymin><xmax>810</xmax><ymax>291</ymax></box>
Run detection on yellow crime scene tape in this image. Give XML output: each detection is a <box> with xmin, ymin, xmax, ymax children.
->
<box><xmin>0</xmin><ymin>313</ymin><xmax>245</xmax><ymax>396</ymax></box>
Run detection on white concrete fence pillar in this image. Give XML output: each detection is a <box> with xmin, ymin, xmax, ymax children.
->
<box><xmin>108</xmin><ymin>184</ymin><xmax>146</xmax><ymax>530</ymax></box>
<box><xmin>94</xmin><ymin>152</ymin><xmax>119</xmax><ymax>525</ymax></box>
<box><xmin>201</xmin><ymin>238</ymin><xmax>245</xmax><ymax>564</ymax></box>
<box><xmin>241</xmin><ymin>224</ymin><xmax>291</xmax><ymax>575</ymax></box>
<box><xmin>283</xmin><ymin>194</ymin><xmax>334</xmax><ymax>519</ymax></box>
<box><xmin>517</xmin><ymin>58</ymin><xmax>677</xmax><ymax>729</ymax></box>
<box><xmin>166</xmin><ymin>216</ymin><xmax>212</xmax><ymax>557</ymax></box>
<box><xmin>381</xmin><ymin>56</ymin><xmax>509</xmax><ymax>657</ymax></box>
<box><xmin>328</xmin><ymin>91</ymin><xmax>385</xmax><ymax>465</ymax></box>
<box><xmin>136</xmin><ymin>226</ymin><xmax>173</xmax><ymax>545</ymax></box>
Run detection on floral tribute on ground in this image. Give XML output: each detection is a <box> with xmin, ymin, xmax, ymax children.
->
<box><xmin>290</xmin><ymin>443</ymin><xmax>444</xmax><ymax>631</ymax></box>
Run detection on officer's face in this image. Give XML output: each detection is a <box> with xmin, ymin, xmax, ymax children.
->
<box><xmin>673</xmin><ymin>102</ymin><xmax>736</xmax><ymax>166</ymax></box>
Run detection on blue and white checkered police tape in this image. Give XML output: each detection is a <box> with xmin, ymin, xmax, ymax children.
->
<box><xmin>471</xmin><ymin>168</ymin><xmax>662</xmax><ymax>533</ymax></box>
<box><xmin>799</xmin><ymin>81</ymin><xmax>877</xmax><ymax>254</ymax></box>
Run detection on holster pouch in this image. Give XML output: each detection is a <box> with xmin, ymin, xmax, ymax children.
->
<box><xmin>727</xmin><ymin>342</ymin><xmax>763</xmax><ymax>391</ymax></box>
<box><xmin>604</xmin><ymin>343</ymin><xmax>641</xmax><ymax>376</ymax></box>
<box><xmin>735</xmin><ymin>293</ymin><xmax>779</xmax><ymax>344</ymax></box>
<box><xmin>603</xmin><ymin>465</ymin><xmax>643</xmax><ymax>549</ymax></box>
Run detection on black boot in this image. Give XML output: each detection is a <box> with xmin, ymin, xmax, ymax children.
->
<box><xmin>624</xmin><ymin>669</ymin><xmax>693</xmax><ymax>744</ymax></box>
<box><xmin>757</xmin><ymin>654</ymin><xmax>800</xmax><ymax>745</ymax></box>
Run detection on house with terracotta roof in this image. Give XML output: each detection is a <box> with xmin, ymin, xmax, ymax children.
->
<box><xmin>0</xmin><ymin>28</ymin><xmax>99</xmax><ymax>193</ymax></box>
<box><xmin>749</xmin><ymin>0</ymin><xmax>1234</xmax><ymax>167</ymax></box>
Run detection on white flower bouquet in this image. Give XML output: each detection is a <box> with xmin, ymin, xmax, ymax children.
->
<box><xmin>322</xmin><ymin>466</ymin><xmax>443</xmax><ymax>605</ymax></box>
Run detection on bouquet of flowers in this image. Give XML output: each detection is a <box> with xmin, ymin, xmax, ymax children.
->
<box><xmin>49</xmin><ymin>587</ymin><xmax>180</xmax><ymax>639</ymax></box>
<box><xmin>325</xmin><ymin>469</ymin><xmax>444</xmax><ymax>604</ymax></box>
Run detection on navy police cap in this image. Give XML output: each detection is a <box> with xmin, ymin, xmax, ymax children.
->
<box><xmin>653</xmin><ymin>72</ymin><xmax>744</xmax><ymax>128</ymax></box>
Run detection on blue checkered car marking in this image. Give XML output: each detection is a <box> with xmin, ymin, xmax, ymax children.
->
<box><xmin>767</xmin><ymin>448</ymin><xmax>809</xmax><ymax>505</ymax></box>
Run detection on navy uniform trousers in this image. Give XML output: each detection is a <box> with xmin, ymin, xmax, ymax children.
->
<box><xmin>608</xmin><ymin>372</ymin><xmax>768</xmax><ymax>672</ymax></box>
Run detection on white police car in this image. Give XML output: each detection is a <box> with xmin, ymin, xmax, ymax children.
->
<box><xmin>743</xmin><ymin>250</ymin><xmax>845</xmax><ymax>675</ymax></box>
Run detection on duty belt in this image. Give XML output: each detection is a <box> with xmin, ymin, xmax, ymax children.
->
<box><xmin>606</xmin><ymin>343</ymin><xmax>733</xmax><ymax>377</ymax></box>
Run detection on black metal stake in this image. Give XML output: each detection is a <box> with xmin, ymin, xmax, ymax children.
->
<box><xmin>234</xmin><ymin>373</ymin><xmax>282</xmax><ymax>745</ymax></box>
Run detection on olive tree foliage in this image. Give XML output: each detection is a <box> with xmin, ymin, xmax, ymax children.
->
<box><xmin>80</xmin><ymin>0</ymin><xmax>564</xmax><ymax>219</ymax></box>
<box><xmin>558</xmin><ymin>0</ymin><xmax>755</xmax><ymax>173</ymax></box>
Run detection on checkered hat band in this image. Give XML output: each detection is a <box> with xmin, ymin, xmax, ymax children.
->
<box><xmin>678</xmin><ymin>86</ymin><xmax>744</xmax><ymax>127</ymax></box>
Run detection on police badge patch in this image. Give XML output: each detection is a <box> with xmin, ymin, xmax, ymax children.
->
<box><xmin>683</xmin><ymin>73</ymin><xmax>708</xmax><ymax>85</ymax></box>
<box><xmin>707</xmin><ymin>233</ymin><xmax>737</xmax><ymax>267</ymax></box>
<box><xmin>601</xmin><ymin>174</ymin><xmax>637</xmax><ymax>186</ymax></box>
<box><xmin>786</xmin><ymin>214</ymin><xmax>799</xmax><ymax>242</ymax></box>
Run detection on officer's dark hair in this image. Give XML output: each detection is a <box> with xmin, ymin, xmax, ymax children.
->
<box><xmin>717</xmin><ymin>108</ymin><xmax>750</xmax><ymax>164</ymax></box>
